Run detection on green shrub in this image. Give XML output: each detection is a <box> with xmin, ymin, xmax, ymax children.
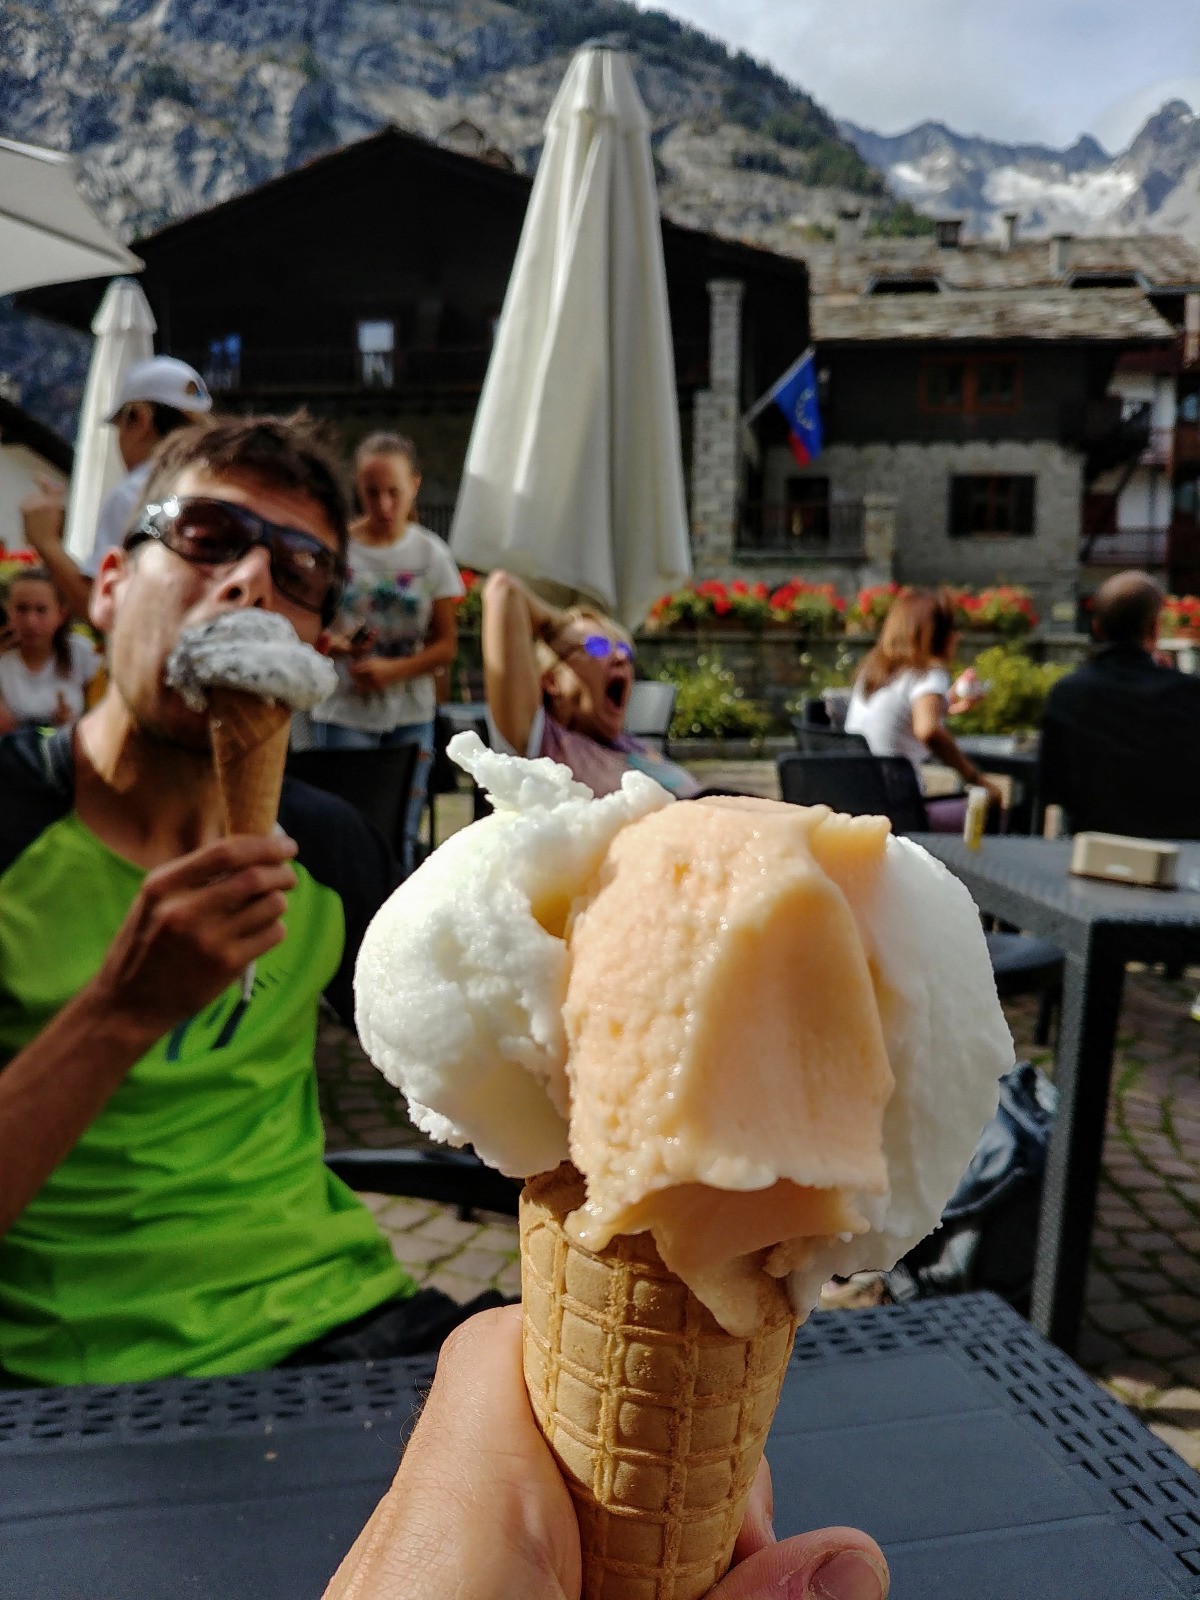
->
<box><xmin>949</xmin><ymin>645</ymin><xmax>1067</xmax><ymax>735</ymax></box>
<box><xmin>654</xmin><ymin>656</ymin><xmax>771</xmax><ymax>740</ymax></box>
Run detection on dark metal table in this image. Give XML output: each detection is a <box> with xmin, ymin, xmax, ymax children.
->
<box><xmin>916</xmin><ymin>832</ymin><xmax>1200</xmax><ymax>1354</ymax></box>
<box><xmin>2</xmin><ymin>1295</ymin><xmax>1199</xmax><ymax>1598</ymax></box>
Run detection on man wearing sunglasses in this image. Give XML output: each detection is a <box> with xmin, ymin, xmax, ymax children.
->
<box><xmin>0</xmin><ymin>415</ymin><xmax>480</xmax><ymax>1386</ymax></box>
<box><xmin>482</xmin><ymin>569</ymin><xmax>698</xmax><ymax>798</ymax></box>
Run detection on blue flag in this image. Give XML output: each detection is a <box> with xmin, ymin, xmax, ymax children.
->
<box><xmin>771</xmin><ymin>349</ymin><xmax>823</xmax><ymax>465</ymax></box>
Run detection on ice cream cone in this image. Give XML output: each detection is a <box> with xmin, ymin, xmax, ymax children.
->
<box><xmin>520</xmin><ymin>1164</ymin><xmax>798</xmax><ymax>1600</ymax></box>
<box><xmin>207</xmin><ymin>687</ymin><xmax>292</xmax><ymax>836</ymax></box>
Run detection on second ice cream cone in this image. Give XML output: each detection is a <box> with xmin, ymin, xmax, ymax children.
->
<box><xmin>521</xmin><ymin>1164</ymin><xmax>797</xmax><ymax>1600</ymax></box>
<box><xmin>208</xmin><ymin>687</ymin><xmax>292</xmax><ymax>836</ymax></box>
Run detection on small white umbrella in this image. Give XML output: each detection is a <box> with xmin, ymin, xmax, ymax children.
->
<box><xmin>62</xmin><ymin>278</ymin><xmax>157</xmax><ymax>562</ymax></box>
<box><xmin>450</xmin><ymin>45</ymin><xmax>691</xmax><ymax>630</ymax></box>
<box><xmin>0</xmin><ymin>136</ymin><xmax>142</xmax><ymax>297</ymax></box>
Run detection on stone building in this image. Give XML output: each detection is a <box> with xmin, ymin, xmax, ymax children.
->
<box><xmin>19</xmin><ymin>123</ymin><xmax>809</xmax><ymax>550</ymax></box>
<box><xmin>758</xmin><ymin>221</ymin><xmax>1199</xmax><ymax>619</ymax></box>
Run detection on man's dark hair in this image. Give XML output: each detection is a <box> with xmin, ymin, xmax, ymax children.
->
<box><xmin>1091</xmin><ymin>570</ymin><xmax>1164</xmax><ymax>647</ymax></box>
<box><xmin>147</xmin><ymin>402</ymin><xmax>192</xmax><ymax>440</ymax></box>
<box><xmin>142</xmin><ymin>412</ymin><xmax>350</xmax><ymax>552</ymax></box>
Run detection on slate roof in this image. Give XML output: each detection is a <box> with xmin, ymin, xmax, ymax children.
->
<box><xmin>815</xmin><ymin>286</ymin><xmax>1176</xmax><ymax>344</ymax></box>
<box><xmin>806</xmin><ymin>233</ymin><xmax>1200</xmax><ymax>297</ymax></box>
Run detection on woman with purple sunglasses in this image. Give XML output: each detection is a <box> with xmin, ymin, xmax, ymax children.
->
<box><xmin>481</xmin><ymin>570</ymin><xmax>698</xmax><ymax>798</ymax></box>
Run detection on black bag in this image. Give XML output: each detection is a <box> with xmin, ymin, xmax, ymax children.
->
<box><xmin>885</xmin><ymin>1061</ymin><xmax>1057</xmax><ymax>1314</ymax></box>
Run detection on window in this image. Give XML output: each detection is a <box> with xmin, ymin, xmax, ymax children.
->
<box><xmin>357</xmin><ymin>320</ymin><xmax>395</xmax><ymax>387</ymax></box>
<box><xmin>867</xmin><ymin>276</ymin><xmax>940</xmax><ymax>295</ymax></box>
<box><xmin>785</xmin><ymin>476</ymin><xmax>830</xmax><ymax>541</ymax></box>
<box><xmin>204</xmin><ymin>333</ymin><xmax>241</xmax><ymax>392</ymax></box>
<box><xmin>949</xmin><ymin>475</ymin><xmax>1036</xmax><ymax>538</ymax></box>
<box><xmin>1068</xmin><ymin>272</ymin><xmax>1140</xmax><ymax>289</ymax></box>
<box><xmin>921</xmin><ymin>357</ymin><xmax>1021</xmax><ymax>414</ymax></box>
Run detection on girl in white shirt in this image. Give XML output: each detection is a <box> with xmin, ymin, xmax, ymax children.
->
<box><xmin>846</xmin><ymin>588</ymin><xmax>1002</xmax><ymax>809</ymax></box>
<box><xmin>0</xmin><ymin>567</ymin><xmax>100</xmax><ymax>733</ymax></box>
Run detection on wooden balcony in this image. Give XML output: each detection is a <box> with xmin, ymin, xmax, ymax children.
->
<box><xmin>1081</xmin><ymin>526</ymin><xmax>1168</xmax><ymax>567</ymax></box>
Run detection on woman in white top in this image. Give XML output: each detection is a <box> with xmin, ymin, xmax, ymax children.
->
<box><xmin>846</xmin><ymin>588</ymin><xmax>1003</xmax><ymax>810</ymax></box>
<box><xmin>0</xmin><ymin>566</ymin><xmax>100</xmax><ymax>734</ymax></box>
<box><xmin>311</xmin><ymin>432</ymin><xmax>463</xmax><ymax>872</ymax></box>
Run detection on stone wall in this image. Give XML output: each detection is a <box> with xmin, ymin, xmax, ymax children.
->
<box><xmin>764</xmin><ymin>438</ymin><xmax>1083</xmax><ymax>622</ymax></box>
<box><xmin>689</xmin><ymin>279</ymin><xmax>744</xmax><ymax>570</ymax></box>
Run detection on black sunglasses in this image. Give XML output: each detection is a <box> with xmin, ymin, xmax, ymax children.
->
<box><xmin>126</xmin><ymin>496</ymin><xmax>345</xmax><ymax>624</ymax></box>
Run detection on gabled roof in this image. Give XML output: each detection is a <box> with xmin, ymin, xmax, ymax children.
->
<box><xmin>815</xmin><ymin>287</ymin><xmax>1175</xmax><ymax>344</ymax></box>
<box><xmin>20</xmin><ymin>122</ymin><xmax>808</xmax><ymax>331</ymax></box>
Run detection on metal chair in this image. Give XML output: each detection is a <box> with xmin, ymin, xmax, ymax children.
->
<box><xmin>790</xmin><ymin>721</ymin><xmax>872</xmax><ymax>756</ymax></box>
<box><xmin>286</xmin><ymin>744</ymin><xmax>419</xmax><ymax>865</ymax></box>
<box><xmin>626</xmin><ymin>681</ymin><xmax>677</xmax><ymax>754</ymax></box>
<box><xmin>324</xmin><ymin>1147</ymin><xmax>520</xmax><ymax>1217</ymax></box>
<box><xmin>778</xmin><ymin>751</ymin><xmax>927</xmax><ymax>834</ymax></box>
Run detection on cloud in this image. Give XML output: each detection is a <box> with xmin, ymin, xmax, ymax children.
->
<box><xmin>631</xmin><ymin>0</ymin><xmax>1200</xmax><ymax>149</ymax></box>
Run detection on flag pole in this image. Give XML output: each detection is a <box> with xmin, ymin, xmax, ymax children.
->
<box><xmin>742</xmin><ymin>345</ymin><xmax>817</xmax><ymax>425</ymax></box>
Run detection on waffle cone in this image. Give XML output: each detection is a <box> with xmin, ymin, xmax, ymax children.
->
<box><xmin>207</xmin><ymin>688</ymin><xmax>292</xmax><ymax>836</ymax></box>
<box><xmin>521</xmin><ymin>1164</ymin><xmax>797</xmax><ymax>1600</ymax></box>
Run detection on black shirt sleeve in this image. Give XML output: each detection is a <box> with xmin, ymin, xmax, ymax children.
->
<box><xmin>278</xmin><ymin>777</ymin><xmax>402</xmax><ymax>1030</ymax></box>
<box><xmin>0</xmin><ymin>727</ymin><xmax>74</xmax><ymax>880</ymax></box>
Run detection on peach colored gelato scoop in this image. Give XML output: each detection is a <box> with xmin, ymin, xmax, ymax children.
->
<box><xmin>355</xmin><ymin>735</ymin><xmax>1014</xmax><ymax>1335</ymax></box>
<box><xmin>562</xmin><ymin>796</ymin><xmax>895</xmax><ymax>1333</ymax></box>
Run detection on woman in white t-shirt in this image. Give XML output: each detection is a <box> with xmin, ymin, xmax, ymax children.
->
<box><xmin>311</xmin><ymin>433</ymin><xmax>463</xmax><ymax>872</ymax></box>
<box><xmin>0</xmin><ymin>567</ymin><xmax>100</xmax><ymax>734</ymax></box>
<box><xmin>846</xmin><ymin>588</ymin><xmax>1003</xmax><ymax>811</ymax></box>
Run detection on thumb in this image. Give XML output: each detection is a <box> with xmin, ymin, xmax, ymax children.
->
<box><xmin>708</xmin><ymin>1528</ymin><xmax>888</xmax><ymax>1600</ymax></box>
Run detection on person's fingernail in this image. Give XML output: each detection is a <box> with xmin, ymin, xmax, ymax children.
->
<box><xmin>807</xmin><ymin>1549</ymin><xmax>888</xmax><ymax>1600</ymax></box>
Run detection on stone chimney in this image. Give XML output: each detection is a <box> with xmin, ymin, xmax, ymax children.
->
<box><xmin>1186</xmin><ymin>292</ymin><xmax>1200</xmax><ymax>368</ymax></box>
<box><xmin>1002</xmin><ymin>211</ymin><xmax>1019</xmax><ymax>252</ymax></box>
<box><xmin>1051</xmin><ymin>233</ymin><xmax>1073</xmax><ymax>276</ymax></box>
<box><xmin>835</xmin><ymin>205</ymin><xmax>863</xmax><ymax>254</ymax></box>
<box><xmin>934</xmin><ymin>217</ymin><xmax>963</xmax><ymax>250</ymax></box>
<box><xmin>690</xmin><ymin>279</ymin><xmax>745</xmax><ymax>571</ymax></box>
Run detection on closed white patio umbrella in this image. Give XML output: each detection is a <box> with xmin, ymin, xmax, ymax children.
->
<box><xmin>63</xmin><ymin>277</ymin><xmax>157</xmax><ymax>563</ymax></box>
<box><xmin>0</xmin><ymin>135</ymin><xmax>142</xmax><ymax>297</ymax></box>
<box><xmin>450</xmin><ymin>44</ymin><xmax>691</xmax><ymax>630</ymax></box>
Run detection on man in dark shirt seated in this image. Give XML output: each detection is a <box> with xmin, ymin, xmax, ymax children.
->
<box><xmin>1039</xmin><ymin>570</ymin><xmax>1200</xmax><ymax>840</ymax></box>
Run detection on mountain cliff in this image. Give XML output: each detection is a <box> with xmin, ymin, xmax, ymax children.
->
<box><xmin>841</xmin><ymin>100</ymin><xmax>1200</xmax><ymax>245</ymax></box>
<box><xmin>0</xmin><ymin>0</ymin><xmax>892</xmax><ymax>435</ymax></box>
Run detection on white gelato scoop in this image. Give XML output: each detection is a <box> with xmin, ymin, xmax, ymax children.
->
<box><xmin>165</xmin><ymin>610</ymin><xmax>337</xmax><ymax>713</ymax></box>
<box><xmin>355</xmin><ymin>734</ymin><xmax>1014</xmax><ymax>1334</ymax></box>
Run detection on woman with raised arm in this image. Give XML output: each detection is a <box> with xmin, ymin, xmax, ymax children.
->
<box><xmin>482</xmin><ymin>569</ymin><xmax>698</xmax><ymax>798</ymax></box>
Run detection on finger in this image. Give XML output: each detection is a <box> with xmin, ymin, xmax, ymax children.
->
<box><xmin>218</xmin><ymin>890</ymin><xmax>291</xmax><ymax>940</ymax></box>
<box><xmin>710</xmin><ymin>1527</ymin><xmax>888</xmax><ymax>1600</ymax></box>
<box><xmin>145</xmin><ymin>834</ymin><xmax>299</xmax><ymax>897</ymax></box>
<box><xmin>201</xmin><ymin>863</ymin><xmax>298</xmax><ymax>911</ymax></box>
<box><xmin>731</xmin><ymin>1458</ymin><xmax>775</xmax><ymax>1565</ymax></box>
<box><xmin>323</xmin><ymin>1306</ymin><xmax>581</xmax><ymax>1600</ymax></box>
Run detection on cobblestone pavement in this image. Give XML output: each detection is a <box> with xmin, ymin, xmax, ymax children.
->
<box><xmin>327</xmin><ymin>764</ymin><xmax>1200</xmax><ymax>1467</ymax></box>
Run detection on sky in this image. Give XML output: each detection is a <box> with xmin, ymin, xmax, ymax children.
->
<box><xmin>632</xmin><ymin>0</ymin><xmax>1200</xmax><ymax>153</ymax></box>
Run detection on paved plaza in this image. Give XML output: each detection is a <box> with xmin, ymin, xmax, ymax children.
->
<box><xmin>320</xmin><ymin>764</ymin><xmax>1200</xmax><ymax>1468</ymax></box>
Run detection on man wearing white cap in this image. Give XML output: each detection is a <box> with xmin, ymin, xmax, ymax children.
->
<box><xmin>22</xmin><ymin>355</ymin><xmax>213</xmax><ymax>619</ymax></box>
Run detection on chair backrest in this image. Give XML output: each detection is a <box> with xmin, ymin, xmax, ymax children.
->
<box><xmin>778</xmin><ymin>751</ymin><xmax>890</xmax><ymax>816</ymax></box>
<box><xmin>777</xmin><ymin>751</ymin><xmax>929</xmax><ymax>835</ymax></box>
<box><xmin>875</xmin><ymin>755</ymin><xmax>930</xmax><ymax>834</ymax></box>
<box><xmin>791</xmin><ymin>722</ymin><xmax>872</xmax><ymax>756</ymax></box>
<box><xmin>287</xmin><ymin>744</ymin><xmax>419</xmax><ymax>860</ymax></box>
<box><xmin>626</xmin><ymin>681</ymin><xmax>677</xmax><ymax>752</ymax></box>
